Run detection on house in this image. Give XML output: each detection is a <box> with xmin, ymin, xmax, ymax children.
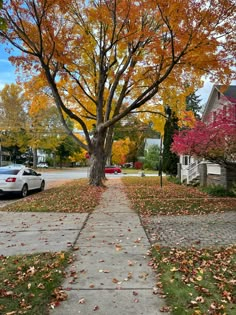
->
<box><xmin>144</xmin><ymin>138</ymin><xmax>161</xmax><ymax>152</ymax></box>
<box><xmin>178</xmin><ymin>84</ymin><xmax>236</xmax><ymax>189</ymax></box>
<box><xmin>202</xmin><ymin>85</ymin><xmax>236</xmax><ymax>122</ymax></box>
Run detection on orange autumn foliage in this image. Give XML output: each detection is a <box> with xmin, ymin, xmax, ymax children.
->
<box><xmin>112</xmin><ymin>138</ymin><xmax>135</xmax><ymax>165</ymax></box>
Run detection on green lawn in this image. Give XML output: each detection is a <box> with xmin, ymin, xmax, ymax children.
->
<box><xmin>152</xmin><ymin>245</ymin><xmax>236</xmax><ymax>315</ymax></box>
<box><xmin>122</xmin><ymin>168</ymin><xmax>159</xmax><ymax>174</ymax></box>
<box><xmin>0</xmin><ymin>252</ymin><xmax>72</xmax><ymax>315</ymax></box>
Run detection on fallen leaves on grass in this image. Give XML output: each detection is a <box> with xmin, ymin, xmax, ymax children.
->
<box><xmin>151</xmin><ymin>245</ymin><xmax>236</xmax><ymax>314</ymax></box>
<box><xmin>1</xmin><ymin>179</ymin><xmax>105</xmax><ymax>213</ymax></box>
<box><xmin>0</xmin><ymin>252</ymin><xmax>72</xmax><ymax>314</ymax></box>
<box><xmin>122</xmin><ymin>177</ymin><xmax>236</xmax><ymax>216</ymax></box>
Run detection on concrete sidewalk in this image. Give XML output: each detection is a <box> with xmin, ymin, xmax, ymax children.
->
<box><xmin>0</xmin><ymin>211</ymin><xmax>88</xmax><ymax>255</ymax></box>
<box><xmin>49</xmin><ymin>179</ymin><xmax>166</xmax><ymax>315</ymax></box>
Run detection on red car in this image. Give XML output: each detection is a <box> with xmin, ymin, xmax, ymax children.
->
<box><xmin>105</xmin><ymin>165</ymin><xmax>122</xmax><ymax>174</ymax></box>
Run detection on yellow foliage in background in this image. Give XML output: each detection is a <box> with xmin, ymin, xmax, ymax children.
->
<box><xmin>112</xmin><ymin>138</ymin><xmax>134</xmax><ymax>165</ymax></box>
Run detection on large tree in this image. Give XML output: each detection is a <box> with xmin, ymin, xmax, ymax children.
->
<box><xmin>0</xmin><ymin>0</ymin><xmax>235</xmax><ymax>186</ymax></box>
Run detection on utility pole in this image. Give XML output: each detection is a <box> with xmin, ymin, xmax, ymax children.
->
<box><xmin>158</xmin><ymin>136</ymin><xmax>163</xmax><ymax>188</ymax></box>
<box><xmin>0</xmin><ymin>142</ymin><xmax>2</xmax><ymax>167</ymax></box>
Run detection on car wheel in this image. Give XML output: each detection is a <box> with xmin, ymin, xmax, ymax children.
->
<box><xmin>114</xmin><ymin>171</ymin><xmax>118</xmax><ymax>174</ymax></box>
<box><xmin>40</xmin><ymin>181</ymin><xmax>45</xmax><ymax>191</ymax></box>
<box><xmin>21</xmin><ymin>184</ymin><xmax>28</xmax><ymax>198</ymax></box>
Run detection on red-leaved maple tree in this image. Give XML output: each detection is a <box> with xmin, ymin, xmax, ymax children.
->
<box><xmin>171</xmin><ymin>106</ymin><xmax>236</xmax><ymax>167</ymax></box>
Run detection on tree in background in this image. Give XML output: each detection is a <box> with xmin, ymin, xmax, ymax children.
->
<box><xmin>162</xmin><ymin>111</ymin><xmax>179</xmax><ymax>175</ymax></box>
<box><xmin>144</xmin><ymin>144</ymin><xmax>160</xmax><ymax>170</ymax></box>
<box><xmin>112</xmin><ymin>137</ymin><xmax>134</xmax><ymax>165</ymax></box>
<box><xmin>69</xmin><ymin>149</ymin><xmax>87</xmax><ymax>167</ymax></box>
<box><xmin>1</xmin><ymin>0</ymin><xmax>235</xmax><ymax>186</ymax></box>
<box><xmin>28</xmin><ymin>105</ymin><xmax>66</xmax><ymax>167</ymax></box>
<box><xmin>55</xmin><ymin>135</ymin><xmax>81</xmax><ymax>168</ymax></box>
<box><xmin>186</xmin><ymin>92</ymin><xmax>202</xmax><ymax>119</ymax></box>
<box><xmin>113</xmin><ymin>117</ymin><xmax>158</xmax><ymax>164</ymax></box>
<box><xmin>0</xmin><ymin>84</ymin><xmax>29</xmax><ymax>162</ymax></box>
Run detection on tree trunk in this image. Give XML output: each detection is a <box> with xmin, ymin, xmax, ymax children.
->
<box><xmin>89</xmin><ymin>130</ymin><xmax>106</xmax><ymax>186</ymax></box>
<box><xmin>33</xmin><ymin>148</ymin><xmax>38</xmax><ymax>168</ymax></box>
<box><xmin>105</xmin><ymin>126</ymin><xmax>114</xmax><ymax>165</ymax></box>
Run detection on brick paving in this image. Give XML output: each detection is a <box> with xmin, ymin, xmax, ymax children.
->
<box><xmin>143</xmin><ymin>211</ymin><xmax>236</xmax><ymax>248</ymax></box>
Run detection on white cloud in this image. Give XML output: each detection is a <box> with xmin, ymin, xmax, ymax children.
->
<box><xmin>0</xmin><ymin>59</ymin><xmax>11</xmax><ymax>63</ymax></box>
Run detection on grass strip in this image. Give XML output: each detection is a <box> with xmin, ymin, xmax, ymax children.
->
<box><xmin>0</xmin><ymin>252</ymin><xmax>72</xmax><ymax>315</ymax></box>
<box><xmin>151</xmin><ymin>245</ymin><xmax>236</xmax><ymax>315</ymax></box>
<box><xmin>122</xmin><ymin>177</ymin><xmax>236</xmax><ymax>215</ymax></box>
<box><xmin>1</xmin><ymin>179</ymin><xmax>105</xmax><ymax>213</ymax></box>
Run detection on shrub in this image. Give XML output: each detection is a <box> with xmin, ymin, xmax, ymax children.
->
<box><xmin>201</xmin><ymin>185</ymin><xmax>236</xmax><ymax>197</ymax></box>
<box><xmin>167</xmin><ymin>176</ymin><xmax>182</xmax><ymax>185</ymax></box>
<box><xmin>134</xmin><ymin>161</ymin><xmax>143</xmax><ymax>169</ymax></box>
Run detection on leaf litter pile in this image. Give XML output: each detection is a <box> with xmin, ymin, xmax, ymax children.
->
<box><xmin>122</xmin><ymin>177</ymin><xmax>236</xmax><ymax>216</ymax></box>
<box><xmin>0</xmin><ymin>252</ymin><xmax>73</xmax><ymax>315</ymax></box>
<box><xmin>1</xmin><ymin>179</ymin><xmax>105</xmax><ymax>213</ymax></box>
<box><xmin>123</xmin><ymin>177</ymin><xmax>236</xmax><ymax>314</ymax></box>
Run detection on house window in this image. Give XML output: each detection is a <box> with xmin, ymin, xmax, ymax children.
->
<box><xmin>212</xmin><ymin>111</ymin><xmax>216</xmax><ymax>122</ymax></box>
<box><xmin>183</xmin><ymin>155</ymin><xmax>190</xmax><ymax>165</ymax></box>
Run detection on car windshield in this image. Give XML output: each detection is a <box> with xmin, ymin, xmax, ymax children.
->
<box><xmin>0</xmin><ymin>169</ymin><xmax>20</xmax><ymax>175</ymax></box>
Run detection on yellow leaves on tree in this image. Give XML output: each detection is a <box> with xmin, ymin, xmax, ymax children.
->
<box><xmin>0</xmin><ymin>83</ymin><xmax>29</xmax><ymax>151</ymax></box>
<box><xmin>0</xmin><ymin>83</ymin><xmax>26</xmax><ymax>131</ymax></box>
<box><xmin>69</xmin><ymin>150</ymin><xmax>87</xmax><ymax>165</ymax></box>
<box><xmin>112</xmin><ymin>138</ymin><xmax>134</xmax><ymax>165</ymax></box>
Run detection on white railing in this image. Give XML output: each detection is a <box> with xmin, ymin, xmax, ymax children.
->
<box><xmin>186</xmin><ymin>161</ymin><xmax>200</xmax><ymax>184</ymax></box>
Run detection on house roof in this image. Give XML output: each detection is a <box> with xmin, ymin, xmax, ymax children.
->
<box><xmin>202</xmin><ymin>85</ymin><xmax>236</xmax><ymax>119</ymax></box>
<box><xmin>215</xmin><ymin>85</ymin><xmax>236</xmax><ymax>102</ymax></box>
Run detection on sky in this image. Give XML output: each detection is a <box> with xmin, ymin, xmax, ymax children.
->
<box><xmin>0</xmin><ymin>43</ymin><xmax>221</xmax><ymax>109</ymax></box>
<box><xmin>0</xmin><ymin>45</ymin><xmax>16</xmax><ymax>89</ymax></box>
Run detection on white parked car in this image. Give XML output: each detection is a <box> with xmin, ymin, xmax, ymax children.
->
<box><xmin>0</xmin><ymin>165</ymin><xmax>45</xmax><ymax>198</ymax></box>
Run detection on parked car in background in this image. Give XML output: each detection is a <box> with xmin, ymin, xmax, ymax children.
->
<box><xmin>0</xmin><ymin>165</ymin><xmax>45</xmax><ymax>197</ymax></box>
<box><xmin>37</xmin><ymin>162</ymin><xmax>48</xmax><ymax>168</ymax></box>
<box><xmin>105</xmin><ymin>165</ymin><xmax>122</xmax><ymax>174</ymax></box>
